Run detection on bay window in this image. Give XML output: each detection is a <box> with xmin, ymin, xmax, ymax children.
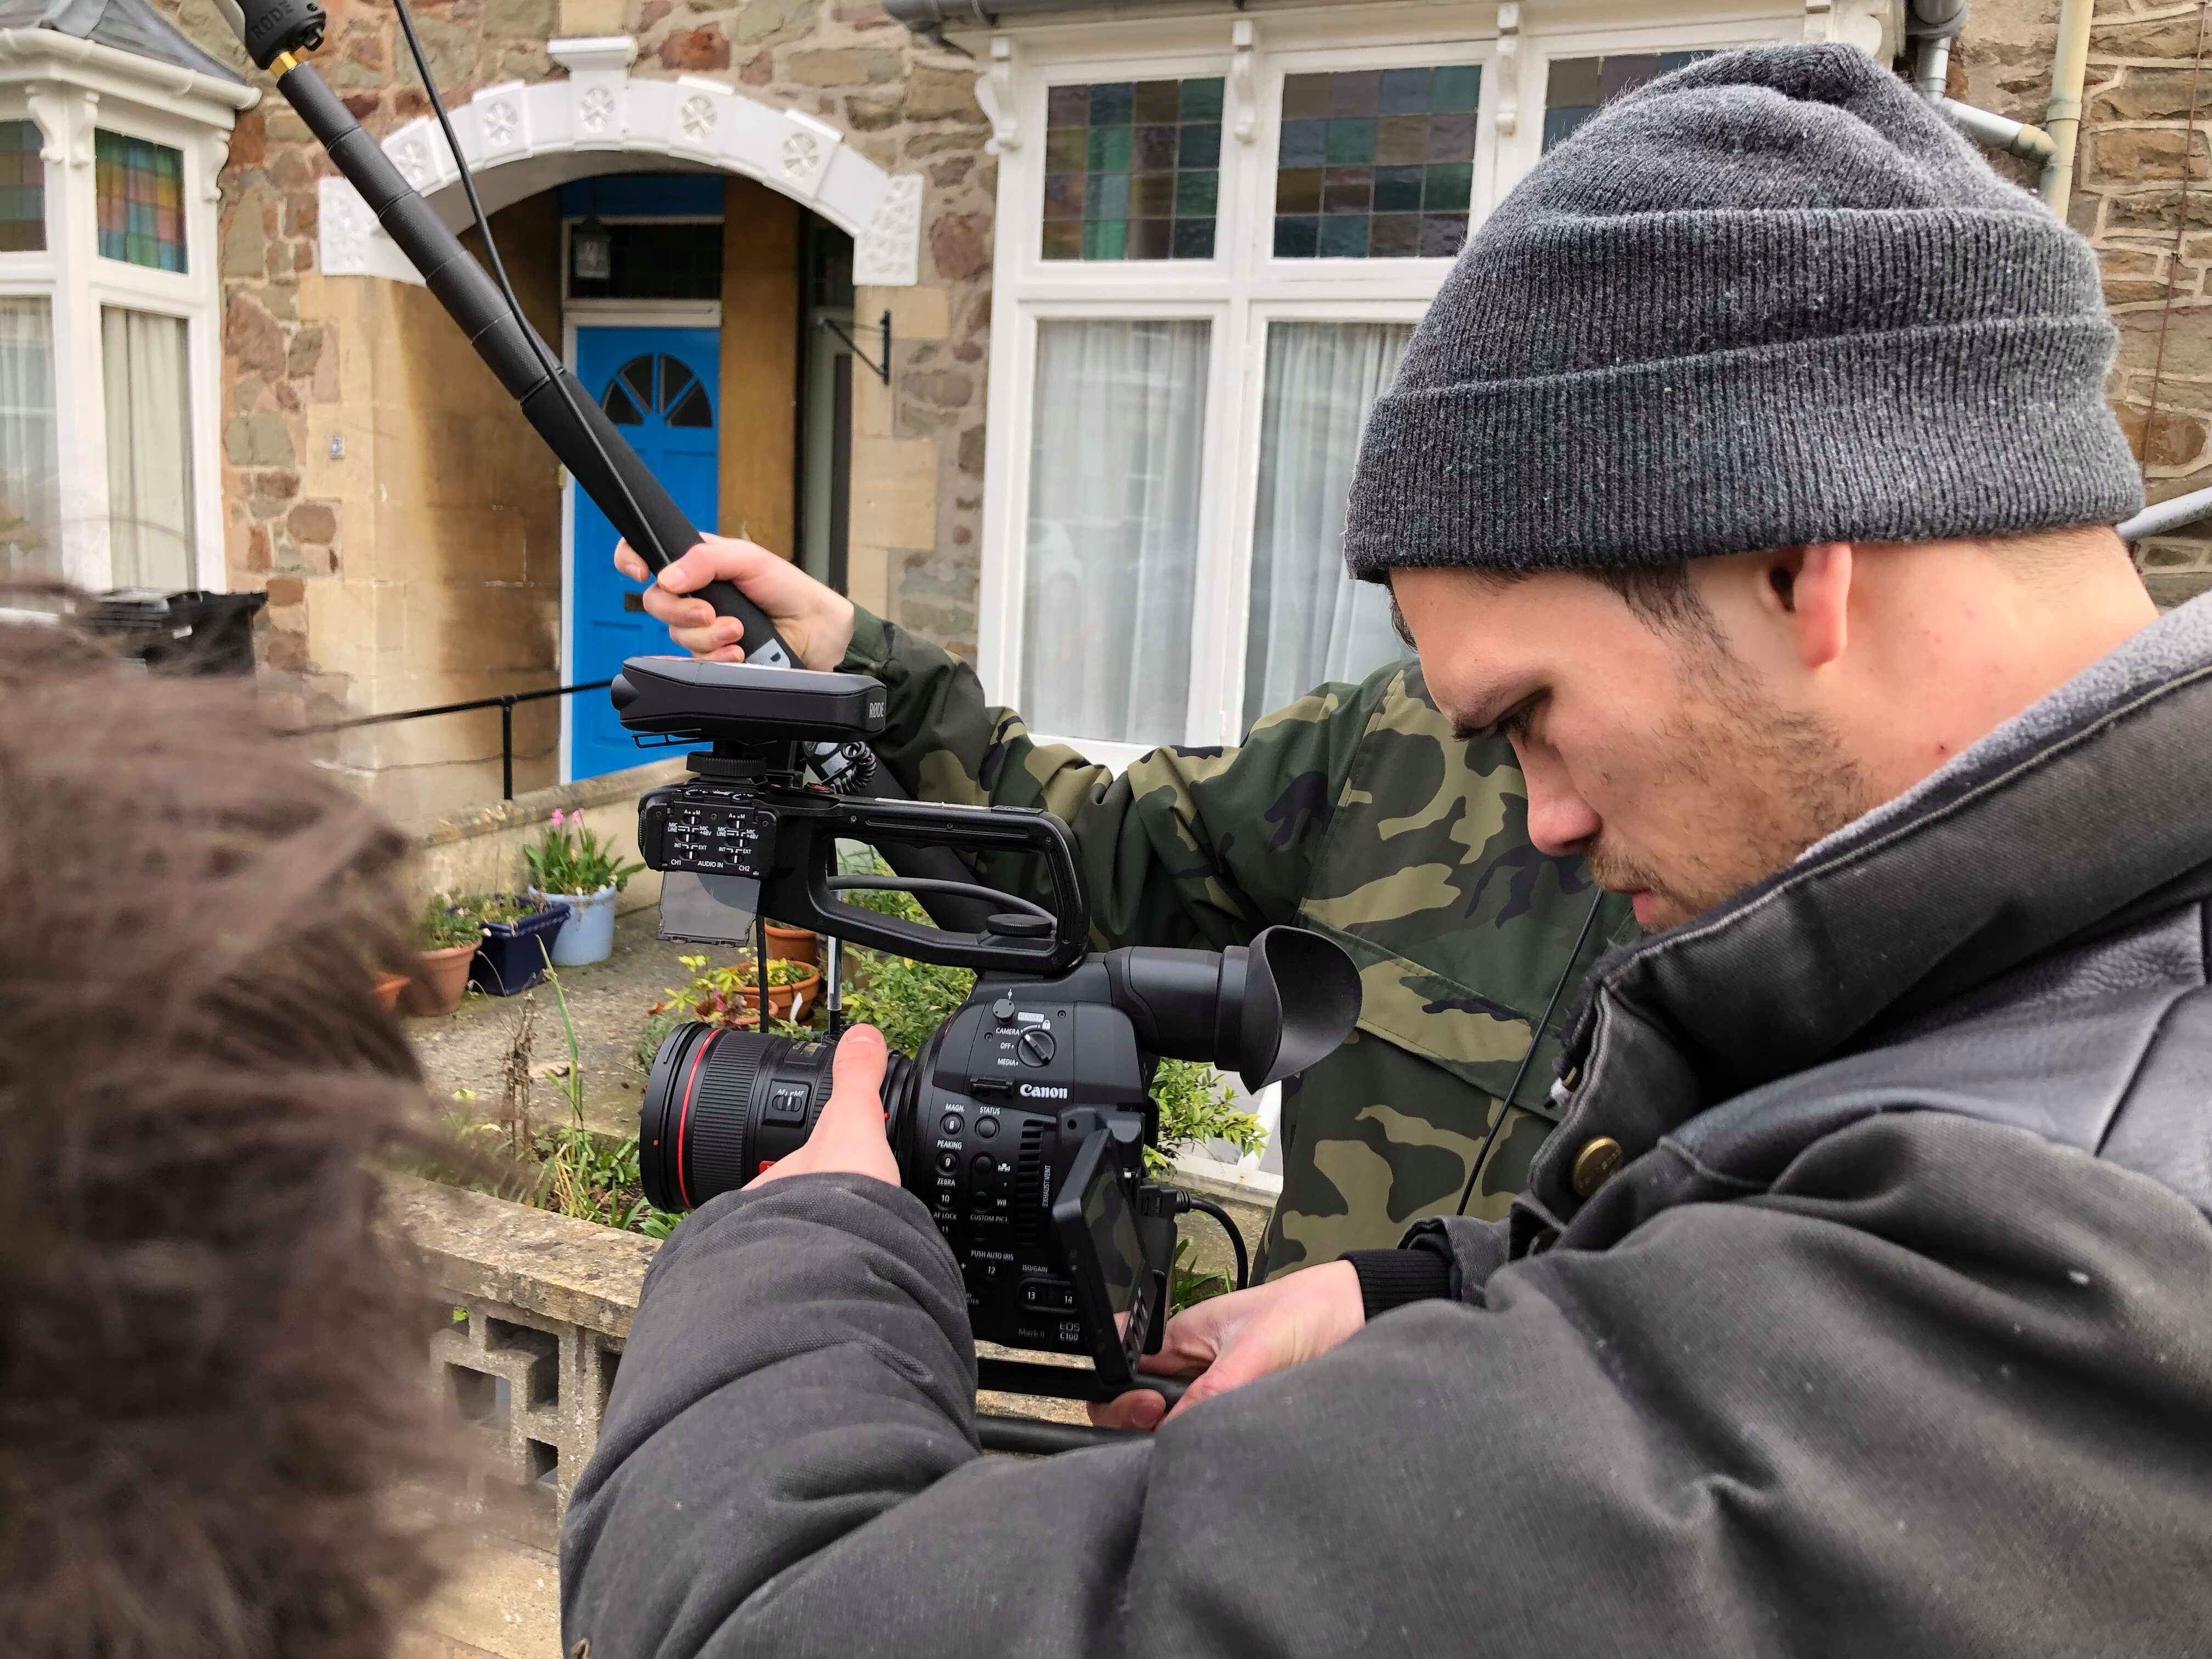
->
<box><xmin>1</xmin><ymin>44</ymin><xmax>243</xmax><ymax>603</ymax></box>
<box><xmin>979</xmin><ymin>3</ymin><xmax>1804</xmax><ymax>764</ymax></box>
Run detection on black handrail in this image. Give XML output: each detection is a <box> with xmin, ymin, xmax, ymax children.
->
<box><xmin>297</xmin><ymin>680</ymin><xmax>614</xmax><ymax>801</ymax></box>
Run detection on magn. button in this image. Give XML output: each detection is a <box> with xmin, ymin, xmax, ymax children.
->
<box><xmin>1571</xmin><ymin>1136</ymin><xmax>1623</xmax><ymax>1199</ymax></box>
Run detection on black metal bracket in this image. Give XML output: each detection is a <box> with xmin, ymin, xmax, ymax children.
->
<box><xmin>820</xmin><ymin>308</ymin><xmax>893</xmax><ymax>385</ymax></box>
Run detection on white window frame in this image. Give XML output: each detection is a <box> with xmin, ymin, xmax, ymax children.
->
<box><xmin>0</xmin><ymin>48</ymin><xmax>247</xmax><ymax>600</ymax></box>
<box><xmin>977</xmin><ymin>2</ymin><xmax>1815</xmax><ymax>762</ymax></box>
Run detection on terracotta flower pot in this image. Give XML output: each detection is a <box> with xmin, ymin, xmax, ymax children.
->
<box><xmin>402</xmin><ymin>941</ymin><xmax>479</xmax><ymax>1018</ymax></box>
<box><xmin>724</xmin><ymin>970</ymin><xmax>820</xmax><ymax>1024</ymax></box>
<box><xmin>374</xmin><ymin>972</ymin><xmax>411</xmax><ymax>1013</ymax></box>
<box><xmin>764</xmin><ymin>923</ymin><xmax>819</xmax><ymax>969</ymax></box>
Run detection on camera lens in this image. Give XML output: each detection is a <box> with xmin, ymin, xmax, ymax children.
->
<box><xmin>639</xmin><ymin>1023</ymin><xmax>918</xmax><ymax>1213</ymax></box>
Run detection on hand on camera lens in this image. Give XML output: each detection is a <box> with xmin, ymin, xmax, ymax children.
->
<box><xmin>613</xmin><ymin>533</ymin><xmax>858</xmax><ymax>672</ymax></box>
<box><xmin>1089</xmin><ymin>1260</ymin><xmax>1365</xmax><ymax>1432</ymax></box>
<box><xmin>744</xmin><ymin>1026</ymin><xmax>900</xmax><ymax>1190</ymax></box>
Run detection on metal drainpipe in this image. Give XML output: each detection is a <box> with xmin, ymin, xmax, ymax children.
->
<box><xmin>1910</xmin><ymin>3</ymin><xmax>2058</xmax><ymax>166</ymax></box>
<box><xmin>1914</xmin><ymin>29</ymin><xmax>1954</xmax><ymax>101</ymax></box>
<box><xmin>2039</xmin><ymin>0</ymin><xmax>2097</xmax><ymax>213</ymax></box>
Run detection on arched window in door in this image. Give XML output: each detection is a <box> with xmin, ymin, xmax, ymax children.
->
<box><xmin>601</xmin><ymin>353</ymin><xmax>714</xmax><ymax>428</ymax></box>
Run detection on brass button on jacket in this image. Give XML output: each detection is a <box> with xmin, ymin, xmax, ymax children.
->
<box><xmin>1571</xmin><ymin>1136</ymin><xmax>1624</xmax><ymax>1199</ymax></box>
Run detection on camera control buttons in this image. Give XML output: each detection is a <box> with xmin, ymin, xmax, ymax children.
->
<box><xmin>992</xmin><ymin>997</ymin><xmax>1017</xmax><ymax>1023</ymax></box>
<box><xmin>764</xmin><ymin>1083</ymin><xmax>810</xmax><ymax>1125</ymax></box>
<box><xmin>1015</xmin><ymin>1029</ymin><xmax>1057</xmax><ymax>1067</ymax></box>
<box><xmin>935</xmin><ymin>1150</ymin><xmax>961</xmax><ymax>1175</ymax></box>
<box><xmin>940</xmin><ymin>1112</ymin><xmax>965</xmax><ymax>1137</ymax></box>
<box><xmin>970</xmin><ymin>1076</ymin><xmax>1011</xmax><ymax>1098</ymax></box>
<box><xmin>975</xmin><ymin>1115</ymin><xmax>999</xmax><ymax>1139</ymax></box>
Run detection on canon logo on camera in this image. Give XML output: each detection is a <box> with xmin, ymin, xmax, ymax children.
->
<box><xmin>1019</xmin><ymin>1084</ymin><xmax>1069</xmax><ymax>1100</ymax></box>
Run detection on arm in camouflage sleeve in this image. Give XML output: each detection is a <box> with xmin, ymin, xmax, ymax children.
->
<box><xmin>841</xmin><ymin>608</ymin><xmax>1375</xmax><ymax>952</ymax></box>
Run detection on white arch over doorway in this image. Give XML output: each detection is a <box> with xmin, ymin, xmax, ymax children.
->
<box><xmin>317</xmin><ymin>36</ymin><xmax>922</xmax><ymax>287</ymax></box>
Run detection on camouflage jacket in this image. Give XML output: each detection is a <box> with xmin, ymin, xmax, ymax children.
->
<box><xmin>842</xmin><ymin>610</ymin><xmax>1637</xmax><ymax>1279</ymax></box>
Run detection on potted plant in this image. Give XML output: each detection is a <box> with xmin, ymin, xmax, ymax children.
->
<box><xmin>523</xmin><ymin>810</ymin><xmax>645</xmax><ymax>969</ymax></box>
<box><xmin>374</xmin><ymin>970</ymin><xmax>411</xmax><ymax>1012</ymax></box>
<box><xmin>763</xmin><ymin>920</ymin><xmax>819</xmax><ymax>969</ymax></box>
<box><xmin>400</xmin><ymin>897</ymin><xmax>486</xmax><ymax>1018</ymax></box>
<box><xmin>453</xmin><ymin>891</ymin><xmax>567</xmax><ymax>996</ymax></box>
<box><xmin>635</xmin><ymin>954</ymin><xmax>822</xmax><ymax>1065</ymax></box>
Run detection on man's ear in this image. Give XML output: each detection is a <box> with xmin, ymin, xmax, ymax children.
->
<box><xmin>1764</xmin><ymin>543</ymin><xmax>1852</xmax><ymax>671</ymax></box>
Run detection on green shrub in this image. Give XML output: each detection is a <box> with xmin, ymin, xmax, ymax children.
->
<box><xmin>523</xmin><ymin>809</ymin><xmax>645</xmax><ymax>896</ymax></box>
<box><xmin>416</xmin><ymin>898</ymin><xmax>482</xmax><ymax>951</ymax></box>
<box><xmin>449</xmin><ymin>892</ymin><xmax>552</xmax><ymax>928</ymax></box>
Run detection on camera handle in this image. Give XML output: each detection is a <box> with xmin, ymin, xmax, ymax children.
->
<box><xmin>758</xmin><ymin>792</ymin><xmax>1094</xmax><ymax>976</ymax></box>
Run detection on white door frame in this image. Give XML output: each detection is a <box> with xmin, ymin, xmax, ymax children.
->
<box><xmin>560</xmin><ymin>299</ymin><xmax>722</xmax><ymax>783</ymax></box>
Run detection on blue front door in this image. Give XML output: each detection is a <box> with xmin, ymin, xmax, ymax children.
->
<box><xmin>569</xmin><ymin>325</ymin><xmax>720</xmax><ymax>781</ymax></box>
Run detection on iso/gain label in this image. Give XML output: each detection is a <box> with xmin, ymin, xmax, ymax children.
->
<box><xmin>665</xmin><ymin>800</ymin><xmax>774</xmax><ymax>877</ymax></box>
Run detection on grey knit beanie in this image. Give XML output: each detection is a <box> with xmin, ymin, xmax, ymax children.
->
<box><xmin>1343</xmin><ymin>44</ymin><xmax>2142</xmax><ymax>581</ymax></box>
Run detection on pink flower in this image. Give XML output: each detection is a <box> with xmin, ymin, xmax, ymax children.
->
<box><xmin>550</xmin><ymin>809</ymin><xmax>567</xmax><ymax>829</ymax></box>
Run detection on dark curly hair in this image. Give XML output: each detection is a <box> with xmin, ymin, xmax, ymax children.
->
<box><xmin>0</xmin><ymin>609</ymin><xmax>451</xmax><ymax>1658</ymax></box>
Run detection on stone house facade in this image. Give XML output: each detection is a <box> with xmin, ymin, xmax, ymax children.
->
<box><xmin>4</xmin><ymin>0</ymin><xmax>2199</xmax><ymax>816</ymax></box>
<box><xmin>1949</xmin><ymin>0</ymin><xmax>2212</xmax><ymax>609</ymax></box>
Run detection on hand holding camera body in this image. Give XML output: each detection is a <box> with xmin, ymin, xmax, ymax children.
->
<box><xmin>617</xmin><ymin>655</ymin><xmax>1361</xmax><ymax>1402</ymax></box>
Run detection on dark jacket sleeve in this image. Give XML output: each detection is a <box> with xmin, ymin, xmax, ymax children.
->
<box><xmin>840</xmin><ymin>608</ymin><xmax>1375</xmax><ymax>951</ymax></box>
<box><xmin>561</xmin><ymin>1117</ymin><xmax>2212</xmax><ymax>1659</ymax></box>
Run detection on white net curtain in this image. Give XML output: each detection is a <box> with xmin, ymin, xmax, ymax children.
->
<box><xmin>102</xmin><ymin>307</ymin><xmax>196</xmax><ymax>592</ymax></box>
<box><xmin>1020</xmin><ymin>316</ymin><xmax>1414</xmax><ymax>751</ymax></box>
<box><xmin>1244</xmin><ymin>320</ymin><xmax>1414</xmax><ymax>726</ymax></box>
<box><xmin>1022</xmin><ymin>317</ymin><xmax>1211</xmax><ymax>747</ymax></box>
<box><xmin>0</xmin><ymin>297</ymin><xmax>60</xmax><ymax>585</ymax></box>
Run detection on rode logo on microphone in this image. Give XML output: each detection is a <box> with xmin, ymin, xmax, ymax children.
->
<box><xmin>1019</xmin><ymin>1084</ymin><xmax>1068</xmax><ymax>1100</ymax></box>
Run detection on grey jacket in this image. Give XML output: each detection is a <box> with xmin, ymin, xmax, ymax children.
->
<box><xmin>563</xmin><ymin>597</ymin><xmax>2212</xmax><ymax>1658</ymax></box>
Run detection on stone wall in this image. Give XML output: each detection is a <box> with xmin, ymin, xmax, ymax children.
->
<box><xmin>408</xmin><ymin>755</ymin><xmax>685</xmax><ymax>916</ymax></box>
<box><xmin>394</xmin><ymin>1168</ymin><xmax>1268</xmax><ymax>1550</ymax></box>
<box><xmin>1952</xmin><ymin>0</ymin><xmax>2212</xmax><ymax>607</ymax></box>
<box><xmin>153</xmin><ymin>0</ymin><xmax>998</xmax><ymax>776</ymax></box>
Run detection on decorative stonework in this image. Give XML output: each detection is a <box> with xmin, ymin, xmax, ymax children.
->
<box><xmin>1231</xmin><ymin>20</ymin><xmax>1257</xmax><ymax>145</ymax></box>
<box><xmin>480</xmin><ymin>89</ymin><xmax>524</xmax><ymax>154</ymax></box>
<box><xmin>977</xmin><ymin>36</ymin><xmax>1018</xmax><ymax>156</ymax></box>
<box><xmin>392</xmin><ymin>127</ymin><xmax>435</xmax><ymax>190</ymax></box>
<box><xmin>318</xmin><ymin>176</ymin><xmax>425</xmax><ymax>283</ymax></box>
<box><xmin>854</xmin><ymin>171</ymin><xmax>924</xmax><ymax>286</ymax></box>
<box><xmin>314</xmin><ymin>36</ymin><xmax>922</xmax><ymax>287</ymax></box>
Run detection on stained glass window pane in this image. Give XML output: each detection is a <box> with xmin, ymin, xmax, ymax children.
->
<box><xmin>1542</xmin><ymin>52</ymin><xmax>1714</xmax><ymax>153</ymax></box>
<box><xmin>1043</xmin><ymin>77</ymin><xmax>1224</xmax><ymax>263</ymax></box>
<box><xmin>95</xmin><ymin>131</ymin><xmax>187</xmax><ymax>273</ymax></box>
<box><xmin>0</xmin><ymin>121</ymin><xmax>45</xmax><ymax>254</ymax></box>
<box><xmin>1274</xmin><ymin>66</ymin><xmax>1477</xmax><ymax>261</ymax></box>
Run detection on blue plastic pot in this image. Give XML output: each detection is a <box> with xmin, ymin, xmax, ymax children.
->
<box><xmin>468</xmin><ymin>898</ymin><xmax>567</xmax><ymax>996</ymax></box>
<box><xmin>534</xmin><ymin>884</ymin><xmax>618</xmax><ymax>968</ymax></box>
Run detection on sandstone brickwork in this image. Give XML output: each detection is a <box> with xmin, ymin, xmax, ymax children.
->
<box><xmin>1955</xmin><ymin>0</ymin><xmax>2212</xmax><ymax>606</ymax></box>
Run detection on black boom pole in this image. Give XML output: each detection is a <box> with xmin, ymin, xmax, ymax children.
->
<box><xmin>216</xmin><ymin>0</ymin><xmax>1001</xmax><ymax>933</ymax></box>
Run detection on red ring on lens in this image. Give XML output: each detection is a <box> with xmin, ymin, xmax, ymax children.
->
<box><xmin>673</xmin><ymin>1027</ymin><xmax>723</xmax><ymax>1211</ymax></box>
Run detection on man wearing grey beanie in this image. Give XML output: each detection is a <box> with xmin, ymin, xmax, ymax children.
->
<box><xmin>564</xmin><ymin>47</ymin><xmax>2212</xmax><ymax>1657</ymax></box>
